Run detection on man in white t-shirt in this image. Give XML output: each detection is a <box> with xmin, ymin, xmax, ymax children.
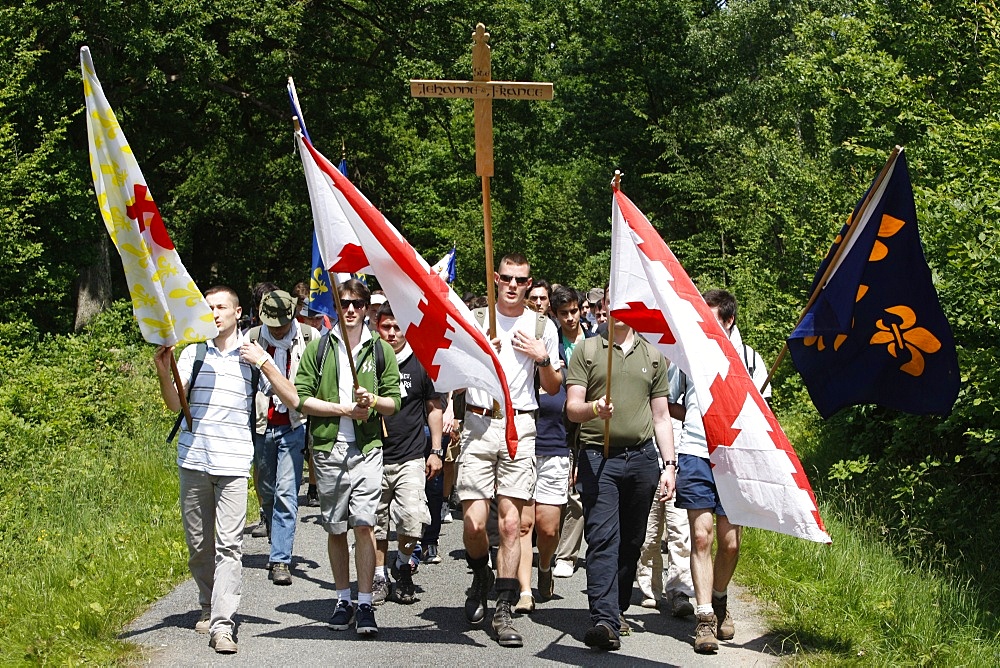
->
<box><xmin>669</xmin><ymin>289</ymin><xmax>771</xmax><ymax>654</ymax></box>
<box><xmin>154</xmin><ymin>285</ymin><xmax>273</xmax><ymax>655</ymax></box>
<box><xmin>458</xmin><ymin>253</ymin><xmax>561</xmax><ymax>647</ymax></box>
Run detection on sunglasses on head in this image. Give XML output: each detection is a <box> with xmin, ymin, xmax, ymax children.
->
<box><xmin>341</xmin><ymin>298</ymin><xmax>367</xmax><ymax>310</ymax></box>
<box><xmin>498</xmin><ymin>273</ymin><xmax>530</xmax><ymax>285</ymax></box>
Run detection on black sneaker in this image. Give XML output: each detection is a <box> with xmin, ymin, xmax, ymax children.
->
<box><xmin>356</xmin><ymin>603</ymin><xmax>378</xmax><ymax>637</ymax></box>
<box><xmin>306</xmin><ymin>485</ymin><xmax>319</xmax><ymax>507</ymax></box>
<box><xmin>395</xmin><ymin>563</ymin><xmax>417</xmax><ymax>604</ymax></box>
<box><xmin>584</xmin><ymin>623</ymin><xmax>621</xmax><ymax>651</ymax></box>
<box><xmin>328</xmin><ymin>600</ymin><xmax>355</xmax><ymax>630</ymax></box>
<box><xmin>250</xmin><ymin>519</ymin><xmax>268</xmax><ymax>538</ymax></box>
<box><xmin>465</xmin><ymin>566</ymin><xmax>495</xmax><ymax>624</ymax></box>
<box><xmin>372</xmin><ymin>575</ymin><xmax>390</xmax><ymax>606</ymax></box>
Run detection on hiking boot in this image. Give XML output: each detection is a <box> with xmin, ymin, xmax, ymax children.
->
<box><xmin>694</xmin><ymin>613</ymin><xmax>719</xmax><ymax>653</ymax></box>
<box><xmin>537</xmin><ymin>567</ymin><xmax>554</xmax><ymax>601</ymax></box>
<box><xmin>464</xmin><ymin>566</ymin><xmax>495</xmax><ymax>624</ymax></box>
<box><xmin>209</xmin><ymin>631</ymin><xmax>238</xmax><ymax>654</ymax></box>
<box><xmin>713</xmin><ymin>595</ymin><xmax>735</xmax><ymax>640</ymax></box>
<box><xmin>372</xmin><ymin>575</ymin><xmax>390</xmax><ymax>606</ymax></box>
<box><xmin>584</xmin><ymin>623</ymin><xmax>621</xmax><ymax>651</ymax></box>
<box><xmin>514</xmin><ymin>592</ymin><xmax>535</xmax><ymax>614</ymax></box>
<box><xmin>269</xmin><ymin>562</ymin><xmax>292</xmax><ymax>586</ymax></box>
<box><xmin>356</xmin><ymin>603</ymin><xmax>378</xmax><ymax>637</ymax></box>
<box><xmin>492</xmin><ymin>600</ymin><xmax>523</xmax><ymax>647</ymax></box>
<box><xmin>619</xmin><ymin>614</ymin><xmax>631</xmax><ymax>636</ymax></box>
<box><xmin>423</xmin><ymin>544</ymin><xmax>442</xmax><ymax>564</ymax></box>
<box><xmin>194</xmin><ymin>609</ymin><xmax>211</xmax><ymax>634</ymax></box>
<box><xmin>670</xmin><ymin>591</ymin><xmax>695</xmax><ymax>617</ymax></box>
<box><xmin>552</xmin><ymin>560</ymin><xmax>574</xmax><ymax>578</ymax></box>
<box><xmin>306</xmin><ymin>485</ymin><xmax>319</xmax><ymax>507</ymax></box>
<box><xmin>328</xmin><ymin>600</ymin><xmax>356</xmax><ymax>630</ymax></box>
<box><xmin>395</xmin><ymin>563</ymin><xmax>417</xmax><ymax>604</ymax></box>
<box><xmin>250</xmin><ymin>519</ymin><xmax>268</xmax><ymax>538</ymax></box>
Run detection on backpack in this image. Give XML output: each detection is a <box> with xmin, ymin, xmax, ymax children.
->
<box><xmin>166</xmin><ymin>342</ymin><xmax>261</xmax><ymax>442</ymax></box>
<box><xmin>472</xmin><ymin>306</ymin><xmax>548</xmax><ymax>340</ymax></box>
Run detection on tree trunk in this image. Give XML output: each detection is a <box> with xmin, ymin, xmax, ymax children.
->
<box><xmin>74</xmin><ymin>235</ymin><xmax>112</xmax><ymax>331</ymax></box>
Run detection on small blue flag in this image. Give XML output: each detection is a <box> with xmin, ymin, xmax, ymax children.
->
<box><xmin>788</xmin><ymin>150</ymin><xmax>959</xmax><ymax>418</ymax></box>
<box><xmin>431</xmin><ymin>246</ymin><xmax>457</xmax><ymax>283</ymax></box>
<box><xmin>308</xmin><ymin>234</ymin><xmax>336</xmax><ymax>318</ymax></box>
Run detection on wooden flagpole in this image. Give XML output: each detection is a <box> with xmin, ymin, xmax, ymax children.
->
<box><xmin>170</xmin><ymin>355</ymin><xmax>193</xmax><ymax>429</ymax></box>
<box><xmin>760</xmin><ymin>145</ymin><xmax>903</xmax><ymax>394</ymax></box>
<box><xmin>603</xmin><ymin>170</ymin><xmax>624</xmax><ymax>456</ymax></box>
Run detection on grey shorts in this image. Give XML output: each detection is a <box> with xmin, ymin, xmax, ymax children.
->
<box><xmin>456</xmin><ymin>411</ymin><xmax>536</xmax><ymax>501</ymax></box>
<box><xmin>534</xmin><ymin>454</ymin><xmax>570</xmax><ymax>505</ymax></box>
<box><xmin>314</xmin><ymin>442</ymin><xmax>383</xmax><ymax>535</ymax></box>
<box><xmin>375</xmin><ymin>458</ymin><xmax>432</xmax><ymax>540</ymax></box>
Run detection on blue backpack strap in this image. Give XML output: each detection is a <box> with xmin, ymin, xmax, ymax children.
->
<box><xmin>166</xmin><ymin>342</ymin><xmax>207</xmax><ymax>443</ymax></box>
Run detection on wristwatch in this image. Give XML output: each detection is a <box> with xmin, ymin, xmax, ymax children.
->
<box><xmin>430</xmin><ymin>448</ymin><xmax>445</xmax><ymax>458</ymax></box>
<box><xmin>536</xmin><ymin>356</ymin><xmax>552</xmax><ymax>367</ymax></box>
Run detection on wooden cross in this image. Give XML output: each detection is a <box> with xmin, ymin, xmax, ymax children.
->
<box><xmin>411</xmin><ymin>23</ymin><xmax>553</xmax><ymax>336</ymax></box>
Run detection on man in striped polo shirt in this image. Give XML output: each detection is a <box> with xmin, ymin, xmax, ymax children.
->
<box><xmin>155</xmin><ymin>285</ymin><xmax>272</xmax><ymax>655</ymax></box>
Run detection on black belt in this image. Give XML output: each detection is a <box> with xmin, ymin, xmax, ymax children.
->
<box><xmin>467</xmin><ymin>405</ymin><xmax>534</xmax><ymax>417</ymax></box>
<box><xmin>585</xmin><ymin>440</ymin><xmax>652</xmax><ymax>458</ymax></box>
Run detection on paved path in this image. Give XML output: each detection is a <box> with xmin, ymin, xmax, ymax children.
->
<box><xmin>123</xmin><ymin>499</ymin><xmax>781</xmax><ymax>666</ymax></box>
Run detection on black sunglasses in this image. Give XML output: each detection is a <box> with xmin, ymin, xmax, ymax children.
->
<box><xmin>341</xmin><ymin>298</ymin><xmax>367</xmax><ymax>310</ymax></box>
<box><xmin>498</xmin><ymin>273</ymin><xmax>531</xmax><ymax>285</ymax></box>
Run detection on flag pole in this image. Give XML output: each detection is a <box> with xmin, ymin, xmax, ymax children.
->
<box><xmin>603</xmin><ymin>170</ymin><xmax>624</xmax><ymax>457</ymax></box>
<box><xmin>760</xmin><ymin>145</ymin><xmax>903</xmax><ymax>394</ymax></box>
<box><xmin>294</xmin><ymin>115</ymin><xmax>359</xmax><ymax>389</ymax></box>
<box><xmin>170</xmin><ymin>354</ymin><xmax>193</xmax><ymax>429</ymax></box>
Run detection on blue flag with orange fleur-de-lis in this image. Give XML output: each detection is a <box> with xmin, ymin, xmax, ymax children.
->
<box><xmin>788</xmin><ymin>149</ymin><xmax>959</xmax><ymax>418</ymax></box>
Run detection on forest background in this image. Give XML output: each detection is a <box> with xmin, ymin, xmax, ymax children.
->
<box><xmin>2</xmin><ymin>0</ymin><xmax>999</xmax><ymax>663</ymax></box>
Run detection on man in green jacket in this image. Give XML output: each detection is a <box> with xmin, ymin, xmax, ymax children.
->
<box><xmin>243</xmin><ymin>278</ymin><xmax>400</xmax><ymax>638</ymax></box>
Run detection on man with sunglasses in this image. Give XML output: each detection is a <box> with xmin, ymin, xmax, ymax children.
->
<box><xmin>242</xmin><ymin>278</ymin><xmax>400</xmax><ymax>639</ymax></box>
<box><xmin>457</xmin><ymin>253</ymin><xmax>561</xmax><ymax>647</ymax></box>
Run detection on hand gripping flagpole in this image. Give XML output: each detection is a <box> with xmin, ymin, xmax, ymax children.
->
<box><xmin>170</xmin><ymin>354</ymin><xmax>194</xmax><ymax>429</ymax></box>
<box><xmin>760</xmin><ymin>145</ymin><xmax>903</xmax><ymax>395</ymax></box>
<box><xmin>603</xmin><ymin>170</ymin><xmax>624</xmax><ymax>457</ymax></box>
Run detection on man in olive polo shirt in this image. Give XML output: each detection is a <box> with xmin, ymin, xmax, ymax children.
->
<box><xmin>565</xmin><ymin>319</ymin><xmax>676</xmax><ymax>651</ymax></box>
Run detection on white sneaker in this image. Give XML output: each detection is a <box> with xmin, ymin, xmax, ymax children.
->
<box><xmin>552</xmin><ymin>560</ymin><xmax>575</xmax><ymax>578</ymax></box>
<box><xmin>441</xmin><ymin>505</ymin><xmax>453</xmax><ymax>524</ymax></box>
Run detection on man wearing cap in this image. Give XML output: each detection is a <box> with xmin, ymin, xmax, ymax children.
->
<box><xmin>248</xmin><ymin>290</ymin><xmax>319</xmax><ymax>585</ymax></box>
<box><xmin>366</xmin><ymin>291</ymin><xmax>387</xmax><ymax>330</ymax></box>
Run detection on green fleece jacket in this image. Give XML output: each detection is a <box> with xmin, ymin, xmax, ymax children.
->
<box><xmin>293</xmin><ymin>331</ymin><xmax>401</xmax><ymax>454</ymax></box>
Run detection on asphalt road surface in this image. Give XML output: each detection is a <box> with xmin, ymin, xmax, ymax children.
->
<box><xmin>123</xmin><ymin>495</ymin><xmax>781</xmax><ymax>667</ymax></box>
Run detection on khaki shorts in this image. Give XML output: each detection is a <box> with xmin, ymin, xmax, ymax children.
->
<box><xmin>456</xmin><ymin>411</ymin><xmax>536</xmax><ymax>501</ymax></box>
<box><xmin>314</xmin><ymin>442</ymin><xmax>382</xmax><ymax>535</ymax></box>
<box><xmin>375</xmin><ymin>458</ymin><xmax>432</xmax><ymax>540</ymax></box>
<box><xmin>534</xmin><ymin>454</ymin><xmax>570</xmax><ymax>505</ymax></box>
<box><xmin>445</xmin><ymin>429</ymin><xmax>462</xmax><ymax>463</ymax></box>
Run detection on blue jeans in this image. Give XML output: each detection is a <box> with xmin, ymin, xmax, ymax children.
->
<box><xmin>577</xmin><ymin>441</ymin><xmax>659</xmax><ymax>635</ymax></box>
<box><xmin>254</xmin><ymin>424</ymin><xmax>306</xmax><ymax>564</ymax></box>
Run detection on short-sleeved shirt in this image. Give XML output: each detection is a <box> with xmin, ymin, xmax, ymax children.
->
<box><xmin>465</xmin><ymin>308</ymin><xmax>559</xmax><ymax>412</ymax></box>
<box><xmin>176</xmin><ymin>338</ymin><xmax>272</xmax><ymax>477</ymax></box>
<box><xmin>566</xmin><ymin>332</ymin><xmax>670</xmax><ymax>450</ymax></box>
<box><xmin>383</xmin><ymin>346</ymin><xmax>444</xmax><ymax>465</ymax></box>
<box><xmin>668</xmin><ymin>342</ymin><xmax>771</xmax><ymax>459</ymax></box>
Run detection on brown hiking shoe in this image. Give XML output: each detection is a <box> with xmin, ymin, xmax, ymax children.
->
<box><xmin>713</xmin><ymin>595</ymin><xmax>735</xmax><ymax>640</ymax></box>
<box><xmin>693</xmin><ymin>613</ymin><xmax>719</xmax><ymax>653</ymax></box>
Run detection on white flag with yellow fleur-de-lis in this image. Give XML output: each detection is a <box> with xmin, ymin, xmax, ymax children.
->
<box><xmin>81</xmin><ymin>46</ymin><xmax>217</xmax><ymax>346</ymax></box>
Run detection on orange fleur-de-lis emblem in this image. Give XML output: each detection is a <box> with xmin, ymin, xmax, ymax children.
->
<box><xmin>869</xmin><ymin>305</ymin><xmax>942</xmax><ymax>376</ymax></box>
<box><xmin>869</xmin><ymin>214</ymin><xmax>906</xmax><ymax>262</ymax></box>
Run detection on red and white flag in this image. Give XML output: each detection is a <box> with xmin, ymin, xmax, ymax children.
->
<box><xmin>296</xmin><ymin>133</ymin><xmax>520</xmax><ymax>456</ymax></box>
<box><xmin>610</xmin><ymin>187</ymin><xmax>830</xmax><ymax>543</ymax></box>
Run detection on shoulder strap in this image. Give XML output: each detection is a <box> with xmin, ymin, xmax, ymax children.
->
<box><xmin>535</xmin><ymin>312</ymin><xmax>547</xmax><ymax>339</ymax></box>
<box><xmin>166</xmin><ymin>342</ymin><xmax>207</xmax><ymax>443</ymax></box>
<box><xmin>374</xmin><ymin>338</ymin><xmax>385</xmax><ymax>381</ymax></box>
<box><xmin>742</xmin><ymin>342</ymin><xmax>756</xmax><ymax>376</ymax></box>
<box><xmin>316</xmin><ymin>333</ymin><xmax>331</xmax><ymax>381</ymax></box>
<box><xmin>248</xmin><ymin>325</ymin><xmax>262</xmax><ymax>344</ymax></box>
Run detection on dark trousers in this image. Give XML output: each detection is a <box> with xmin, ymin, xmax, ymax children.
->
<box><xmin>422</xmin><ymin>428</ymin><xmax>444</xmax><ymax>546</ymax></box>
<box><xmin>577</xmin><ymin>440</ymin><xmax>659</xmax><ymax>634</ymax></box>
